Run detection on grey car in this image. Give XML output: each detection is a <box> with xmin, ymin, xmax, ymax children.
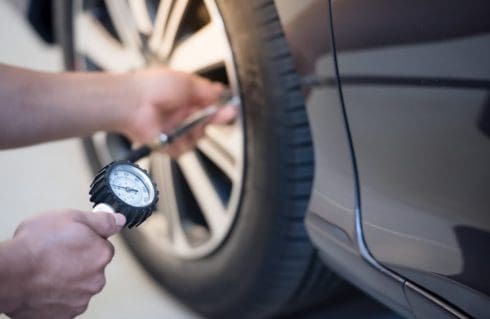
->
<box><xmin>28</xmin><ymin>0</ymin><xmax>490</xmax><ymax>318</ymax></box>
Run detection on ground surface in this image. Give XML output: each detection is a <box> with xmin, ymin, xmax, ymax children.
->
<box><xmin>0</xmin><ymin>2</ymin><xmax>401</xmax><ymax>318</ymax></box>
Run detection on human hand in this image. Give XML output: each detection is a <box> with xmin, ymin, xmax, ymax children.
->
<box><xmin>6</xmin><ymin>210</ymin><xmax>125</xmax><ymax>319</ymax></box>
<box><xmin>120</xmin><ymin>68</ymin><xmax>237</xmax><ymax>158</ymax></box>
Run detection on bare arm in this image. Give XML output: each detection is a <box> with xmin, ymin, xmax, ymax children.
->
<box><xmin>0</xmin><ymin>64</ymin><xmax>236</xmax><ymax>151</ymax></box>
<box><xmin>0</xmin><ymin>64</ymin><xmax>134</xmax><ymax>148</ymax></box>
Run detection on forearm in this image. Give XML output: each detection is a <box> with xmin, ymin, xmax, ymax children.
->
<box><xmin>0</xmin><ymin>64</ymin><xmax>137</xmax><ymax>149</ymax></box>
<box><xmin>0</xmin><ymin>239</ymin><xmax>30</xmax><ymax>314</ymax></box>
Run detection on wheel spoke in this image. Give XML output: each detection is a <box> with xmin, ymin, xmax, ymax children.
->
<box><xmin>177</xmin><ymin>151</ymin><xmax>228</xmax><ymax>236</ymax></box>
<box><xmin>152</xmin><ymin>154</ymin><xmax>192</xmax><ymax>251</ymax></box>
<box><xmin>135</xmin><ymin>155</ymin><xmax>150</xmax><ymax>171</ymax></box>
<box><xmin>197</xmin><ymin>136</ymin><xmax>238</xmax><ymax>181</ymax></box>
<box><xmin>156</xmin><ymin>0</ymin><xmax>190</xmax><ymax>59</ymax></box>
<box><xmin>75</xmin><ymin>13</ymin><xmax>145</xmax><ymax>71</ymax></box>
<box><xmin>204</xmin><ymin>122</ymin><xmax>243</xmax><ymax>163</ymax></box>
<box><xmin>138</xmin><ymin>212</ymin><xmax>167</xmax><ymax>242</ymax></box>
<box><xmin>128</xmin><ymin>0</ymin><xmax>153</xmax><ymax>35</ymax></box>
<box><xmin>168</xmin><ymin>23</ymin><xmax>227</xmax><ymax>72</ymax></box>
<box><xmin>148</xmin><ymin>0</ymin><xmax>173</xmax><ymax>52</ymax></box>
<box><xmin>104</xmin><ymin>0</ymin><xmax>141</xmax><ymax>49</ymax></box>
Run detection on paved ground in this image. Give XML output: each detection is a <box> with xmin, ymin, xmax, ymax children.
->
<box><xmin>0</xmin><ymin>2</ymin><xmax>401</xmax><ymax>318</ymax></box>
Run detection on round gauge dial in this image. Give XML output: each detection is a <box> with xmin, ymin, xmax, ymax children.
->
<box><xmin>89</xmin><ymin>161</ymin><xmax>158</xmax><ymax>228</ymax></box>
<box><xmin>109</xmin><ymin>165</ymin><xmax>153</xmax><ymax>207</ymax></box>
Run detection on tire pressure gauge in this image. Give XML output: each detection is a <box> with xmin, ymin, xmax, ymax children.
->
<box><xmin>88</xmin><ymin>90</ymin><xmax>237</xmax><ymax>228</ymax></box>
<box><xmin>89</xmin><ymin>161</ymin><xmax>158</xmax><ymax>228</ymax></box>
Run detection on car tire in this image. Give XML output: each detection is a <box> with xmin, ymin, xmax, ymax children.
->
<box><xmin>54</xmin><ymin>0</ymin><xmax>340</xmax><ymax>317</ymax></box>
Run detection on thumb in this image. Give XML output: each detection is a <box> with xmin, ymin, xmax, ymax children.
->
<box><xmin>76</xmin><ymin>212</ymin><xmax>126</xmax><ymax>238</ymax></box>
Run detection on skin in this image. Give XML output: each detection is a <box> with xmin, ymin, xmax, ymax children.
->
<box><xmin>1</xmin><ymin>211</ymin><xmax>125</xmax><ymax>318</ymax></box>
<box><xmin>0</xmin><ymin>64</ymin><xmax>236</xmax><ymax>155</ymax></box>
<box><xmin>0</xmin><ymin>64</ymin><xmax>236</xmax><ymax>318</ymax></box>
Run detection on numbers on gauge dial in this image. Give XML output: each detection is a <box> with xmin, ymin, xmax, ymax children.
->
<box><xmin>109</xmin><ymin>168</ymin><xmax>152</xmax><ymax>207</ymax></box>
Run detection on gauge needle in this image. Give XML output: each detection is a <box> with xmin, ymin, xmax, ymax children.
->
<box><xmin>113</xmin><ymin>185</ymin><xmax>139</xmax><ymax>193</ymax></box>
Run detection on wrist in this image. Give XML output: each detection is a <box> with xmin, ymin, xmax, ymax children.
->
<box><xmin>0</xmin><ymin>238</ymin><xmax>33</xmax><ymax>313</ymax></box>
<box><xmin>114</xmin><ymin>72</ymin><xmax>160</xmax><ymax>143</ymax></box>
<box><xmin>110</xmin><ymin>72</ymin><xmax>144</xmax><ymax>138</ymax></box>
<box><xmin>75</xmin><ymin>71</ymin><xmax>143</xmax><ymax>137</ymax></box>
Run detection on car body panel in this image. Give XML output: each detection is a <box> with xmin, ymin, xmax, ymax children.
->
<box><xmin>330</xmin><ymin>0</ymin><xmax>490</xmax><ymax>317</ymax></box>
<box><xmin>276</xmin><ymin>1</ymin><xmax>415</xmax><ymax>317</ymax></box>
<box><xmin>275</xmin><ymin>0</ymin><xmax>357</xmax><ymax>249</ymax></box>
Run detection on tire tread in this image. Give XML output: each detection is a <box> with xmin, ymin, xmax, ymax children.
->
<box><xmin>228</xmin><ymin>0</ymin><xmax>340</xmax><ymax>317</ymax></box>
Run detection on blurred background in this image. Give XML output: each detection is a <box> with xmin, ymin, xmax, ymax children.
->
<box><xmin>0</xmin><ymin>1</ymin><xmax>400</xmax><ymax>318</ymax></box>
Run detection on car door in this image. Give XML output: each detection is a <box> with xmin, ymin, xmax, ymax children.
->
<box><xmin>331</xmin><ymin>1</ymin><xmax>490</xmax><ymax>317</ymax></box>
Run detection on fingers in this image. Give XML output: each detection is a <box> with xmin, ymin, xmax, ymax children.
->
<box><xmin>190</xmin><ymin>76</ymin><xmax>224</xmax><ymax>107</ymax></box>
<box><xmin>209</xmin><ymin>104</ymin><xmax>239</xmax><ymax>125</ymax></box>
<box><xmin>158</xmin><ymin>70</ymin><xmax>223</xmax><ymax>109</ymax></box>
<box><xmin>133</xmin><ymin>68</ymin><xmax>238</xmax><ymax>154</ymax></box>
<box><xmin>165</xmin><ymin>123</ymin><xmax>205</xmax><ymax>158</ymax></box>
<box><xmin>162</xmin><ymin>104</ymin><xmax>238</xmax><ymax>158</ymax></box>
<box><xmin>165</xmin><ymin>136</ymin><xmax>196</xmax><ymax>158</ymax></box>
<box><xmin>75</xmin><ymin>212</ymin><xmax>126</xmax><ymax>238</ymax></box>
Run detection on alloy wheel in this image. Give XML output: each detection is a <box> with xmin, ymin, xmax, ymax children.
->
<box><xmin>73</xmin><ymin>0</ymin><xmax>245</xmax><ymax>259</ymax></box>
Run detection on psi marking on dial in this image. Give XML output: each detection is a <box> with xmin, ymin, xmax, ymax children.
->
<box><xmin>109</xmin><ymin>166</ymin><xmax>152</xmax><ymax>207</ymax></box>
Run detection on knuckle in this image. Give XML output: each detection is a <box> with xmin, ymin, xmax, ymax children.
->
<box><xmin>100</xmin><ymin>213</ymin><xmax>117</xmax><ymax>235</ymax></box>
<box><xmin>71</xmin><ymin>304</ymin><xmax>88</xmax><ymax>316</ymax></box>
<box><xmin>68</xmin><ymin>209</ymin><xmax>85</xmax><ymax>220</ymax></box>
<box><xmin>71</xmin><ymin>210</ymin><xmax>88</xmax><ymax>225</ymax></box>
<box><xmin>68</xmin><ymin>296</ymin><xmax>91</xmax><ymax>315</ymax></box>
<box><xmin>107</xmin><ymin>241</ymin><xmax>115</xmax><ymax>258</ymax></box>
<box><xmin>99</xmin><ymin>241</ymin><xmax>115</xmax><ymax>264</ymax></box>
<box><xmin>81</xmin><ymin>294</ymin><xmax>92</xmax><ymax>307</ymax></box>
<box><xmin>88</xmin><ymin>275</ymin><xmax>106</xmax><ymax>294</ymax></box>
